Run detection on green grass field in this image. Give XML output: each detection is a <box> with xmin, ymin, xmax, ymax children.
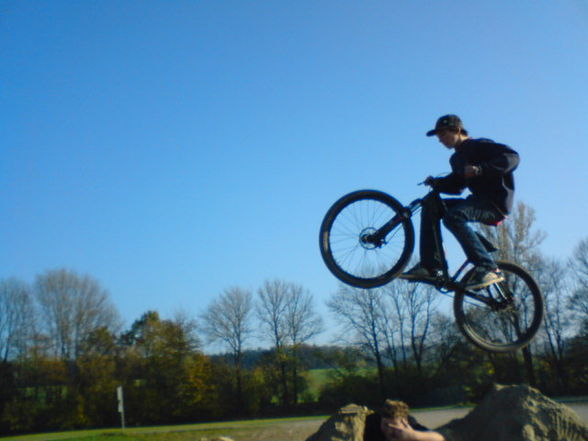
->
<box><xmin>2</xmin><ymin>415</ymin><xmax>328</xmax><ymax>441</ymax></box>
<box><xmin>303</xmin><ymin>368</ymin><xmax>332</xmax><ymax>400</ymax></box>
<box><xmin>303</xmin><ymin>367</ymin><xmax>375</xmax><ymax>401</ymax></box>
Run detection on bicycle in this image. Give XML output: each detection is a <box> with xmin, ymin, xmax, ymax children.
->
<box><xmin>319</xmin><ymin>187</ymin><xmax>544</xmax><ymax>353</ymax></box>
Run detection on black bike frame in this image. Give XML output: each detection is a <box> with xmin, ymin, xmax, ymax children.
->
<box><xmin>369</xmin><ymin>191</ymin><xmax>506</xmax><ymax>308</ymax></box>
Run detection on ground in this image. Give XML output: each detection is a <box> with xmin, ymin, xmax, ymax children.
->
<box><xmin>214</xmin><ymin>403</ymin><xmax>588</xmax><ymax>441</ymax></box>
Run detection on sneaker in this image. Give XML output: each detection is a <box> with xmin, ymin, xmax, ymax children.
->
<box><xmin>464</xmin><ymin>267</ymin><xmax>505</xmax><ymax>290</ymax></box>
<box><xmin>399</xmin><ymin>263</ymin><xmax>440</xmax><ymax>280</ymax></box>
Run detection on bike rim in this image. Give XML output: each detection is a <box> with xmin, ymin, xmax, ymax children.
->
<box><xmin>456</xmin><ymin>263</ymin><xmax>543</xmax><ymax>352</ymax></box>
<box><xmin>324</xmin><ymin>195</ymin><xmax>411</xmax><ymax>285</ymax></box>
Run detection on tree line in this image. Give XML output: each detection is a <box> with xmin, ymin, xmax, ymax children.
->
<box><xmin>0</xmin><ymin>270</ymin><xmax>327</xmax><ymax>435</ymax></box>
<box><xmin>0</xmin><ymin>201</ymin><xmax>587</xmax><ymax>436</ymax></box>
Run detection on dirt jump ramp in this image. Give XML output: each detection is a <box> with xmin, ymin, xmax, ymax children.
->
<box><xmin>436</xmin><ymin>384</ymin><xmax>588</xmax><ymax>441</ymax></box>
<box><xmin>305</xmin><ymin>384</ymin><xmax>588</xmax><ymax>441</ymax></box>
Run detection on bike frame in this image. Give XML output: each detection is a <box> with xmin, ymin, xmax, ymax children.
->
<box><xmin>366</xmin><ymin>190</ymin><xmax>506</xmax><ymax>307</ymax></box>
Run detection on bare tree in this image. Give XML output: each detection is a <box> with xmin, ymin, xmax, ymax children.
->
<box><xmin>257</xmin><ymin>280</ymin><xmax>288</xmax><ymax>347</ymax></box>
<box><xmin>284</xmin><ymin>284</ymin><xmax>323</xmax><ymax>348</ymax></box>
<box><xmin>257</xmin><ymin>279</ymin><xmax>291</xmax><ymax>406</ymax></box>
<box><xmin>571</xmin><ymin>238</ymin><xmax>588</xmax><ymax>284</ymax></box>
<box><xmin>402</xmin><ymin>283</ymin><xmax>437</xmax><ymax>374</ymax></box>
<box><xmin>0</xmin><ymin>278</ymin><xmax>35</xmax><ymax>362</ymax></box>
<box><xmin>480</xmin><ymin>200</ymin><xmax>546</xmax><ymax>384</ymax></box>
<box><xmin>35</xmin><ymin>269</ymin><xmax>121</xmax><ymax>360</ymax></box>
<box><xmin>382</xmin><ymin>282</ymin><xmax>407</xmax><ymax>370</ymax></box>
<box><xmin>382</xmin><ymin>280</ymin><xmax>438</xmax><ymax>375</ymax></box>
<box><xmin>283</xmin><ymin>283</ymin><xmax>323</xmax><ymax>403</ymax></box>
<box><xmin>481</xmin><ymin>201</ymin><xmax>546</xmax><ymax>270</ymax></box>
<box><xmin>201</xmin><ymin>287</ymin><xmax>253</xmax><ymax>408</ymax></box>
<box><xmin>428</xmin><ymin>312</ymin><xmax>465</xmax><ymax>378</ymax></box>
<box><xmin>536</xmin><ymin>258</ymin><xmax>573</xmax><ymax>391</ymax></box>
<box><xmin>257</xmin><ymin>279</ymin><xmax>322</xmax><ymax>405</ymax></box>
<box><xmin>569</xmin><ymin>238</ymin><xmax>588</xmax><ymax>320</ymax></box>
<box><xmin>327</xmin><ymin>284</ymin><xmax>388</xmax><ymax>397</ymax></box>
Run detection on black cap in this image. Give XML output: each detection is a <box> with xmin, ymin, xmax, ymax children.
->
<box><xmin>426</xmin><ymin>114</ymin><xmax>465</xmax><ymax>136</ymax></box>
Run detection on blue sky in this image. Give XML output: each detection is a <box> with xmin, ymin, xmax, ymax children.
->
<box><xmin>2</xmin><ymin>1</ymin><xmax>588</xmax><ymax>346</ymax></box>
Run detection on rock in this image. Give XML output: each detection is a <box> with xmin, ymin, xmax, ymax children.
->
<box><xmin>436</xmin><ymin>384</ymin><xmax>588</xmax><ymax>441</ymax></box>
<box><xmin>305</xmin><ymin>384</ymin><xmax>588</xmax><ymax>441</ymax></box>
<box><xmin>305</xmin><ymin>403</ymin><xmax>374</xmax><ymax>441</ymax></box>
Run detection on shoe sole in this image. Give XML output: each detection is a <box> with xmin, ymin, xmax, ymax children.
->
<box><xmin>398</xmin><ymin>274</ymin><xmax>421</xmax><ymax>280</ymax></box>
<box><xmin>465</xmin><ymin>275</ymin><xmax>505</xmax><ymax>290</ymax></box>
<box><xmin>399</xmin><ymin>274</ymin><xmax>437</xmax><ymax>282</ymax></box>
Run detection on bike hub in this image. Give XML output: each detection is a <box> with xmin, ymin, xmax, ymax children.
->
<box><xmin>359</xmin><ymin>227</ymin><xmax>380</xmax><ymax>249</ymax></box>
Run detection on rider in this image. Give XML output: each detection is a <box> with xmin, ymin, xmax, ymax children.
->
<box><xmin>378</xmin><ymin>399</ymin><xmax>446</xmax><ymax>441</ymax></box>
<box><xmin>401</xmin><ymin>114</ymin><xmax>520</xmax><ymax>290</ymax></box>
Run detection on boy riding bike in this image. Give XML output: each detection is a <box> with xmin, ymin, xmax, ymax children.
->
<box><xmin>400</xmin><ymin>114</ymin><xmax>520</xmax><ymax>290</ymax></box>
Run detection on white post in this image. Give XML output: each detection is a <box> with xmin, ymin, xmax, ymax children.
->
<box><xmin>116</xmin><ymin>385</ymin><xmax>126</xmax><ymax>431</ymax></box>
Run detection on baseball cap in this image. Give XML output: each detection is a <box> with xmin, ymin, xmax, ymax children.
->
<box><xmin>426</xmin><ymin>114</ymin><xmax>465</xmax><ymax>136</ymax></box>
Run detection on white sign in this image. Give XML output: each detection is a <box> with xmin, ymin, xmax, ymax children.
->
<box><xmin>116</xmin><ymin>386</ymin><xmax>125</xmax><ymax>430</ymax></box>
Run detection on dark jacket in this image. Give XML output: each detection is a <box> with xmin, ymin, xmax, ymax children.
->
<box><xmin>433</xmin><ymin>138</ymin><xmax>520</xmax><ymax>215</ymax></box>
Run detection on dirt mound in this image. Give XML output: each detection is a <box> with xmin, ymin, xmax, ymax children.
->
<box><xmin>305</xmin><ymin>384</ymin><xmax>588</xmax><ymax>441</ymax></box>
<box><xmin>437</xmin><ymin>384</ymin><xmax>588</xmax><ymax>441</ymax></box>
<box><xmin>305</xmin><ymin>403</ymin><xmax>374</xmax><ymax>441</ymax></box>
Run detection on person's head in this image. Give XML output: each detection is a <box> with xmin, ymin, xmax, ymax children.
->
<box><xmin>379</xmin><ymin>399</ymin><xmax>410</xmax><ymax>439</ymax></box>
<box><xmin>426</xmin><ymin>114</ymin><xmax>469</xmax><ymax>148</ymax></box>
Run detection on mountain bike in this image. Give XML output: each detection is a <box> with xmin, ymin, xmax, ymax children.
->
<box><xmin>319</xmin><ymin>188</ymin><xmax>544</xmax><ymax>353</ymax></box>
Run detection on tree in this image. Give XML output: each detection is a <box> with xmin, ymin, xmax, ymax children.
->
<box><xmin>34</xmin><ymin>269</ymin><xmax>121</xmax><ymax>360</ymax></box>
<box><xmin>327</xmin><ymin>284</ymin><xmax>388</xmax><ymax>397</ymax></box>
<box><xmin>566</xmin><ymin>238</ymin><xmax>588</xmax><ymax>393</ymax></box>
<box><xmin>283</xmin><ymin>283</ymin><xmax>323</xmax><ymax>404</ymax></box>
<box><xmin>201</xmin><ymin>287</ymin><xmax>254</xmax><ymax>412</ymax></box>
<box><xmin>0</xmin><ymin>278</ymin><xmax>36</xmax><ymax>434</ymax></box>
<box><xmin>480</xmin><ymin>201</ymin><xmax>546</xmax><ymax>385</ymax></box>
<box><xmin>481</xmin><ymin>201</ymin><xmax>545</xmax><ymax>270</ymax></box>
<box><xmin>0</xmin><ymin>278</ymin><xmax>35</xmax><ymax>362</ymax></box>
<box><xmin>120</xmin><ymin>311</ymin><xmax>213</xmax><ymax>425</ymax></box>
<box><xmin>401</xmin><ymin>282</ymin><xmax>437</xmax><ymax>374</ymax></box>
<box><xmin>257</xmin><ymin>279</ymin><xmax>322</xmax><ymax>406</ymax></box>
<box><xmin>382</xmin><ymin>280</ymin><xmax>438</xmax><ymax>375</ymax></box>
<box><xmin>571</xmin><ymin>238</ymin><xmax>588</xmax><ymax>286</ymax></box>
<box><xmin>76</xmin><ymin>327</ymin><xmax>119</xmax><ymax>427</ymax></box>
<box><xmin>533</xmin><ymin>258</ymin><xmax>574</xmax><ymax>393</ymax></box>
<box><xmin>569</xmin><ymin>238</ymin><xmax>588</xmax><ymax>322</ymax></box>
<box><xmin>257</xmin><ymin>280</ymin><xmax>289</xmax><ymax>406</ymax></box>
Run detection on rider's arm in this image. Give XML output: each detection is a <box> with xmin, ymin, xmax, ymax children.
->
<box><xmin>384</xmin><ymin>419</ymin><xmax>446</xmax><ymax>441</ymax></box>
<box><xmin>430</xmin><ymin>173</ymin><xmax>464</xmax><ymax>194</ymax></box>
<box><xmin>475</xmin><ymin>142</ymin><xmax>519</xmax><ymax>177</ymax></box>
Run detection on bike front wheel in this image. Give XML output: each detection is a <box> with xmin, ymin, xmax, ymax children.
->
<box><xmin>454</xmin><ymin>261</ymin><xmax>544</xmax><ymax>353</ymax></box>
<box><xmin>319</xmin><ymin>190</ymin><xmax>414</xmax><ymax>288</ymax></box>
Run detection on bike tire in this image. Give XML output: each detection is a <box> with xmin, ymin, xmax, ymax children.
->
<box><xmin>319</xmin><ymin>189</ymin><xmax>414</xmax><ymax>288</ymax></box>
<box><xmin>454</xmin><ymin>260</ymin><xmax>544</xmax><ymax>353</ymax></box>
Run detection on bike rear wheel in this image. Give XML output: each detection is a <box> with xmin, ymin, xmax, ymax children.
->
<box><xmin>319</xmin><ymin>190</ymin><xmax>414</xmax><ymax>288</ymax></box>
<box><xmin>454</xmin><ymin>261</ymin><xmax>544</xmax><ymax>353</ymax></box>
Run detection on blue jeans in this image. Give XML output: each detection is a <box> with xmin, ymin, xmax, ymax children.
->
<box><xmin>420</xmin><ymin>193</ymin><xmax>503</xmax><ymax>271</ymax></box>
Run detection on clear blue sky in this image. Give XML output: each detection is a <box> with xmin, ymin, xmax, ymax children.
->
<box><xmin>2</xmin><ymin>1</ymin><xmax>588</xmax><ymax>343</ymax></box>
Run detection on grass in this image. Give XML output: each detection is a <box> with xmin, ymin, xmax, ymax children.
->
<box><xmin>2</xmin><ymin>415</ymin><xmax>328</xmax><ymax>441</ymax></box>
<box><xmin>304</xmin><ymin>367</ymin><xmax>377</xmax><ymax>400</ymax></box>
<box><xmin>303</xmin><ymin>369</ymin><xmax>331</xmax><ymax>400</ymax></box>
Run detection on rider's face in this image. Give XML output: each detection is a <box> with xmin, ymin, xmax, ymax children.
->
<box><xmin>436</xmin><ymin>129</ymin><xmax>460</xmax><ymax>148</ymax></box>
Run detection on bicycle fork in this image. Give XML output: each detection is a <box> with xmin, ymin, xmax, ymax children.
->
<box><xmin>360</xmin><ymin>199</ymin><xmax>422</xmax><ymax>248</ymax></box>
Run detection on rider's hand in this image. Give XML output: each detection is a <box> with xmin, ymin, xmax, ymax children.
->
<box><xmin>423</xmin><ymin>176</ymin><xmax>437</xmax><ymax>187</ymax></box>
<box><xmin>464</xmin><ymin>165</ymin><xmax>482</xmax><ymax>179</ymax></box>
<box><xmin>381</xmin><ymin>417</ymin><xmax>426</xmax><ymax>441</ymax></box>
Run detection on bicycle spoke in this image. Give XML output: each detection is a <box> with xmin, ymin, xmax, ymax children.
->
<box><xmin>454</xmin><ymin>261</ymin><xmax>543</xmax><ymax>352</ymax></box>
<box><xmin>320</xmin><ymin>190</ymin><xmax>414</xmax><ymax>288</ymax></box>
